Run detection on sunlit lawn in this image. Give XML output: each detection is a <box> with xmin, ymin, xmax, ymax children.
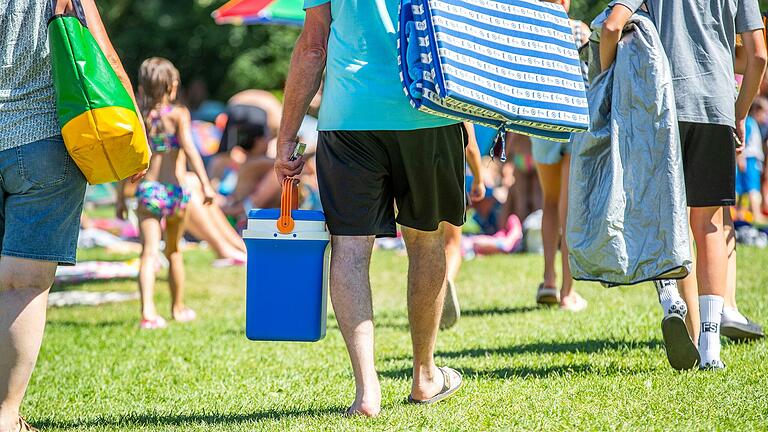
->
<box><xmin>24</xmin><ymin>246</ymin><xmax>768</xmax><ymax>431</ymax></box>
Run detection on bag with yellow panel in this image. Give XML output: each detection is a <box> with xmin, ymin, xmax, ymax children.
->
<box><xmin>48</xmin><ymin>0</ymin><xmax>150</xmax><ymax>184</ymax></box>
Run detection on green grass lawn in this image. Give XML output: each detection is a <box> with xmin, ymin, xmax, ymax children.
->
<box><xmin>25</xmin><ymin>246</ymin><xmax>768</xmax><ymax>431</ymax></box>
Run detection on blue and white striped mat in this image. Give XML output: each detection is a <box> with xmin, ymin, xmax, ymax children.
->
<box><xmin>398</xmin><ymin>0</ymin><xmax>589</xmax><ymax>141</ymax></box>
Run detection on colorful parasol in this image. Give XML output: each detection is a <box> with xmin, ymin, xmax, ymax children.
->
<box><xmin>212</xmin><ymin>0</ymin><xmax>305</xmax><ymax>26</ymax></box>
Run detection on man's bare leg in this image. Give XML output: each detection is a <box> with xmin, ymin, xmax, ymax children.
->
<box><xmin>403</xmin><ymin>225</ymin><xmax>461</xmax><ymax>401</ymax></box>
<box><xmin>328</xmin><ymin>236</ymin><xmax>380</xmax><ymax>417</ymax></box>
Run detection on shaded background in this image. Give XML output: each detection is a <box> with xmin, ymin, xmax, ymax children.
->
<box><xmin>101</xmin><ymin>0</ymin><xmax>768</xmax><ymax>101</ymax></box>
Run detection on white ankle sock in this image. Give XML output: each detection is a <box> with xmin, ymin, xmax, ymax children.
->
<box><xmin>699</xmin><ymin>295</ymin><xmax>724</xmax><ymax>365</ymax></box>
<box><xmin>722</xmin><ymin>306</ymin><xmax>748</xmax><ymax>325</ymax></box>
<box><xmin>654</xmin><ymin>280</ymin><xmax>687</xmax><ymax>318</ymax></box>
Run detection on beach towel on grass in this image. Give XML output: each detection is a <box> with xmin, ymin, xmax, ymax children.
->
<box><xmin>397</xmin><ymin>0</ymin><xmax>590</xmax><ymax>142</ymax></box>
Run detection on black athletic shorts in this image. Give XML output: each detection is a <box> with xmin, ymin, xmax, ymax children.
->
<box><xmin>679</xmin><ymin>122</ymin><xmax>736</xmax><ymax>207</ymax></box>
<box><xmin>316</xmin><ymin>124</ymin><xmax>467</xmax><ymax>237</ymax></box>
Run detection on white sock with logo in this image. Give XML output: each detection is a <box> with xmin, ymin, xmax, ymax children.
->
<box><xmin>699</xmin><ymin>295</ymin><xmax>725</xmax><ymax>366</ymax></box>
<box><xmin>654</xmin><ymin>280</ymin><xmax>687</xmax><ymax>318</ymax></box>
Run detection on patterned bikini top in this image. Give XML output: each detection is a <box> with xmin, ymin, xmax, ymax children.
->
<box><xmin>147</xmin><ymin>105</ymin><xmax>180</xmax><ymax>153</ymax></box>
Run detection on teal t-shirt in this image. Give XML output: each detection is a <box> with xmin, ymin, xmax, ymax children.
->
<box><xmin>304</xmin><ymin>0</ymin><xmax>458</xmax><ymax>131</ymax></box>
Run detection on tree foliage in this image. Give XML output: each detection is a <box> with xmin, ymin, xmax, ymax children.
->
<box><xmin>570</xmin><ymin>0</ymin><xmax>609</xmax><ymax>22</ymax></box>
<box><xmin>101</xmin><ymin>0</ymin><xmax>299</xmax><ymax>101</ymax></box>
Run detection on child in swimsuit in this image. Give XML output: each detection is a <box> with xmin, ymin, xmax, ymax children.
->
<box><xmin>117</xmin><ymin>57</ymin><xmax>216</xmax><ymax>329</ymax></box>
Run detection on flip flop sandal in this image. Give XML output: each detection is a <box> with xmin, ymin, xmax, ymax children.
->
<box><xmin>17</xmin><ymin>417</ymin><xmax>39</xmax><ymax>432</ymax></box>
<box><xmin>536</xmin><ymin>283</ymin><xmax>559</xmax><ymax>306</ymax></box>
<box><xmin>721</xmin><ymin>317</ymin><xmax>765</xmax><ymax>341</ymax></box>
<box><xmin>407</xmin><ymin>367</ymin><xmax>463</xmax><ymax>405</ymax></box>
<box><xmin>560</xmin><ymin>294</ymin><xmax>588</xmax><ymax>312</ymax></box>
<box><xmin>661</xmin><ymin>314</ymin><xmax>699</xmax><ymax>371</ymax></box>
<box><xmin>140</xmin><ymin>316</ymin><xmax>168</xmax><ymax>330</ymax></box>
<box><xmin>173</xmin><ymin>308</ymin><xmax>197</xmax><ymax>323</ymax></box>
<box><xmin>212</xmin><ymin>258</ymin><xmax>246</xmax><ymax>268</ymax></box>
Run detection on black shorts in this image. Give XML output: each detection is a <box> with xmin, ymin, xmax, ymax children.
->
<box><xmin>316</xmin><ymin>124</ymin><xmax>467</xmax><ymax>237</ymax></box>
<box><xmin>679</xmin><ymin>122</ymin><xmax>736</xmax><ymax>207</ymax></box>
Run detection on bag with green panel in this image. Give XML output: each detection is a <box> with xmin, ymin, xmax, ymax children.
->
<box><xmin>47</xmin><ymin>0</ymin><xmax>150</xmax><ymax>185</ymax></box>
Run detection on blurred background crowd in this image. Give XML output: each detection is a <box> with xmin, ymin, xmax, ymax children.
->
<box><xmin>75</xmin><ymin>0</ymin><xmax>768</xmax><ymax>280</ymax></box>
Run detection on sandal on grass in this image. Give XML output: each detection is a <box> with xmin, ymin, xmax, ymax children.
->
<box><xmin>17</xmin><ymin>417</ymin><xmax>38</xmax><ymax>432</ymax></box>
<box><xmin>173</xmin><ymin>308</ymin><xmax>197</xmax><ymax>323</ymax></box>
<box><xmin>560</xmin><ymin>293</ymin><xmax>588</xmax><ymax>312</ymax></box>
<box><xmin>407</xmin><ymin>367</ymin><xmax>463</xmax><ymax>405</ymax></box>
<box><xmin>140</xmin><ymin>316</ymin><xmax>167</xmax><ymax>330</ymax></box>
<box><xmin>212</xmin><ymin>258</ymin><xmax>246</xmax><ymax>268</ymax></box>
<box><xmin>536</xmin><ymin>283</ymin><xmax>559</xmax><ymax>306</ymax></box>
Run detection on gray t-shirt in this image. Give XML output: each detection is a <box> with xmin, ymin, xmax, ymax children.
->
<box><xmin>0</xmin><ymin>0</ymin><xmax>60</xmax><ymax>151</ymax></box>
<box><xmin>610</xmin><ymin>0</ymin><xmax>764</xmax><ymax>127</ymax></box>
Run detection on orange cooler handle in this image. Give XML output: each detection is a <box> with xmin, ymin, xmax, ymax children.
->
<box><xmin>277</xmin><ymin>177</ymin><xmax>299</xmax><ymax>234</ymax></box>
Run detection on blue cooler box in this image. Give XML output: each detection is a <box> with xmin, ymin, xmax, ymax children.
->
<box><xmin>243</xmin><ymin>208</ymin><xmax>330</xmax><ymax>342</ymax></box>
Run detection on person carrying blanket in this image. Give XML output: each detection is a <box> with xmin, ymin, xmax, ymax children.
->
<box><xmin>600</xmin><ymin>0</ymin><xmax>766</xmax><ymax>370</ymax></box>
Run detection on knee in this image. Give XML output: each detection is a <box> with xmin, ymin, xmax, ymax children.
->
<box><xmin>141</xmin><ymin>247</ymin><xmax>159</xmax><ymax>264</ymax></box>
<box><xmin>331</xmin><ymin>236</ymin><xmax>374</xmax><ymax>265</ymax></box>
<box><xmin>164</xmin><ymin>248</ymin><xmax>182</xmax><ymax>261</ymax></box>
<box><xmin>690</xmin><ymin>209</ymin><xmax>723</xmax><ymax>238</ymax></box>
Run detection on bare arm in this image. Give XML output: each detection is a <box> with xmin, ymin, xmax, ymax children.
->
<box><xmin>274</xmin><ymin>4</ymin><xmax>331</xmax><ymax>182</ymax></box>
<box><xmin>600</xmin><ymin>5</ymin><xmax>633</xmax><ymax>71</ymax></box>
<box><xmin>735</xmin><ymin>44</ymin><xmax>748</xmax><ymax>75</ymax></box>
<box><xmin>177</xmin><ymin>108</ymin><xmax>215</xmax><ymax>204</ymax></box>
<box><xmin>735</xmin><ymin>30</ymin><xmax>767</xmax><ymax>122</ymax></box>
<box><xmin>464</xmin><ymin>123</ymin><xmax>482</xmax><ymax>178</ymax></box>
<box><xmin>79</xmin><ymin>0</ymin><xmax>148</xmax><ymax>182</ymax></box>
<box><xmin>463</xmin><ymin>123</ymin><xmax>486</xmax><ymax>202</ymax></box>
<box><xmin>80</xmin><ymin>0</ymin><xmax>138</xmax><ymax>114</ymax></box>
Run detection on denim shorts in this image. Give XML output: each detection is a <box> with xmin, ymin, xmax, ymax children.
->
<box><xmin>0</xmin><ymin>136</ymin><xmax>87</xmax><ymax>265</ymax></box>
<box><xmin>531</xmin><ymin>136</ymin><xmax>572</xmax><ymax>165</ymax></box>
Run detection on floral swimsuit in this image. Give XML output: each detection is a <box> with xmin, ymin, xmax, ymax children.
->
<box><xmin>137</xmin><ymin>106</ymin><xmax>190</xmax><ymax>217</ymax></box>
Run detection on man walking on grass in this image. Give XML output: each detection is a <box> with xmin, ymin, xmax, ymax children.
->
<box><xmin>601</xmin><ymin>0</ymin><xmax>767</xmax><ymax>370</ymax></box>
<box><xmin>274</xmin><ymin>0</ymin><xmax>466</xmax><ymax>416</ymax></box>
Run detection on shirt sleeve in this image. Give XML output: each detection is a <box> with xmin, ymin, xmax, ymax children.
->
<box><xmin>608</xmin><ymin>0</ymin><xmax>645</xmax><ymax>13</ymax></box>
<box><xmin>304</xmin><ymin>0</ymin><xmax>330</xmax><ymax>10</ymax></box>
<box><xmin>736</xmin><ymin>0</ymin><xmax>764</xmax><ymax>33</ymax></box>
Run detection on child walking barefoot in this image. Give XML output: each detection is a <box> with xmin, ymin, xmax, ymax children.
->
<box><xmin>118</xmin><ymin>57</ymin><xmax>216</xmax><ymax>329</ymax></box>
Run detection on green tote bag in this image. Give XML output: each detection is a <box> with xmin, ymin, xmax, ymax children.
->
<box><xmin>48</xmin><ymin>0</ymin><xmax>150</xmax><ymax>184</ymax></box>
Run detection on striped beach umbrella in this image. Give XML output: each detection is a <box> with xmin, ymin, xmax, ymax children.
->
<box><xmin>212</xmin><ymin>0</ymin><xmax>305</xmax><ymax>26</ymax></box>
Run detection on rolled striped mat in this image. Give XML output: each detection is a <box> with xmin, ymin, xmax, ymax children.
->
<box><xmin>398</xmin><ymin>0</ymin><xmax>590</xmax><ymax>142</ymax></box>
